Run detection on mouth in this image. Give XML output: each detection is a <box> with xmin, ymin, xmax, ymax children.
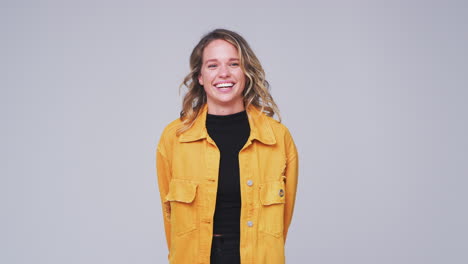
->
<box><xmin>214</xmin><ymin>82</ymin><xmax>235</xmax><ymax>88</ymax></box>
<box><xmin>213</xmin><ymin>82</ymin><xmax>235</xmax><ymax>93</ymax></box>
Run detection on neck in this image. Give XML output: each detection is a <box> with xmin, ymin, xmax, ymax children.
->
<box><xmin>206</xmin><ymin>101</ymin><xmax>245</xmax><ymax>116</ymax></box>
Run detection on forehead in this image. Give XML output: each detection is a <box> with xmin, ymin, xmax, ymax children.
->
<box><xmin>202</xmin><ymin>39</ymin><xmax>239</xmax><ymax>61</ymax></box>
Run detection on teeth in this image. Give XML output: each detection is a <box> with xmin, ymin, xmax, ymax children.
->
<box><xmin>215</xmin><ymin>83</ymin><xmax>234</xmax><ymax>88</ymax></box>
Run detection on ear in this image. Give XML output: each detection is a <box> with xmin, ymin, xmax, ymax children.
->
<box><xmin>198</xmin><ymin>74</ymin><xmax>204</xmax><ymax>86</ymax></box>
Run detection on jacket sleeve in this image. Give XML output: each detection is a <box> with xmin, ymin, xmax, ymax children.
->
<box><xmin>283</xmin><ymin>128</ymin><xmax>299</xmax><ymax>242</ymax></box>
<box><xmin>156</xmin><ymin>137</ymin><xmax>172</xmax><ymax>252</ymax></box>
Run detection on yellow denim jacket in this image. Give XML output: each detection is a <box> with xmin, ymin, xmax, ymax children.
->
<box><xmin>156</xmin><ymin>103</ymin><xmax>299</xmax><ymax>264</ymax></box>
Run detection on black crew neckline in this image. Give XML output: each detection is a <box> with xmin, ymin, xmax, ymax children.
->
<box><xmin>207</xmin><ymin>110</ymin><xmax>247</xmax><ymax>120</ymax></box>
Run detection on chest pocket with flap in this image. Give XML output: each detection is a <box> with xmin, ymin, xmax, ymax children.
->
<box><xmin>259</xmin><ymin>179</ymin><xmax>286</xmax><ymax>238</ymax></box>
<box><xmin>165</xmin><ymin>179</ymin><xmax>198</xmax><ymax>236</ymax></box>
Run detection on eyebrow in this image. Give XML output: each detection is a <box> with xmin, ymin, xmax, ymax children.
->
<box><xmin>204</xmin><ymin>58</ymin><xmax>239</xmax><ymax>64</ymax></box>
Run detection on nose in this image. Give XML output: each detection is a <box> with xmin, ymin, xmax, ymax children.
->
<box><xmin>218</xmin><ymin>63</ymin><xmax>231</xmax><ymax>78</ymax></box>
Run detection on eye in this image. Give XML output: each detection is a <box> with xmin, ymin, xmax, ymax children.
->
<box><xmin>207</xmin><ymin>64</ymin><xmax>217</xmax><ymax>68</ymax></box>
<box><xmin>230</xmin><ymin>62</ymin><xmax>239</xmax><ymax>67</ymax></box>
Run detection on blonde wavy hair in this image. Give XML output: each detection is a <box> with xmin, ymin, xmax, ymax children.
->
<box><xmin>177</xmin><ymin>28</ymin><xmax>281</xmax><ymax>135</ymax></box>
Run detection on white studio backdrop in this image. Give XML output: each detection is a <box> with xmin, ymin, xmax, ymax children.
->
<box><xmin>1</xmin><ymin>0</ymin><xmax>467</xmax><ymax>263</ymax></box>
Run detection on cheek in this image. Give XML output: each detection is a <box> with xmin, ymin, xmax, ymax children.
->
<box><xmin>236</xmin><ymin>73</ymin><xmax>246</xmax><ymax>89</ymax></box>
<box><xmin>235</xmin><ymin>70</ymin><xmax>246</xmax><ymax>83</ymax></box>
<box><xmin>200</xmin><ymin>71</ymin><xmax>215</xmax><ymax>85</ymax></box>
<box><xmin>199</xmin><ymin>68</ymin><xmax>209</xmax><ymax>85</ymax></box>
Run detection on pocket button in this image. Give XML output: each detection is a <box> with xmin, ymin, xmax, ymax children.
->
<box><xmin>279</xmin><ymin>189</ymin><xmax>284</xmax><ymax>197</ymax></box>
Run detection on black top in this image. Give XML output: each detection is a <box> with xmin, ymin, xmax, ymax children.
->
<box><xmin>206</xmin><ymin>110</ymin><xmax>250</xmax><ymax>235</ymax></box>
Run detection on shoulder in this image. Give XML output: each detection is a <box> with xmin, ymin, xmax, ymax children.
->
<box><xmin>160</xmin><ymin>118</ymin><xmax>183</xmax><ymax>138</ymax></box>
<box><xmin>262</xmin><ymin>114</ymin><xmax>297</xmax><ymax>157</ymax></box>
<box><xmin>157</xmin><ymin>117</ymin><xmax>182</xmax><ymax>155</ymax></box>
<box><xmin>262</xmin><ymin>114</ymin><xmax>293</xmax><ymax>139</ymax></box>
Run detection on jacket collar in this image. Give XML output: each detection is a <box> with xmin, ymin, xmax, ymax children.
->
<box><xmin>178</xmin><ymin>104</ymin><xmax>276</xmax><ymax>145</ymax></box>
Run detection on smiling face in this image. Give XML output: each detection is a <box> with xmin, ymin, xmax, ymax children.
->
<box><xmin>198</xmin><ymin>39</ymin><xmax>246</xmax><ymax>115</ymax></box>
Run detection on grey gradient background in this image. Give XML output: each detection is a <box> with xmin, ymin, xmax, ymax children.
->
<box><xmin>2</xmin><ymin>0</ymin><xmax>467</xmax><ymax>263</ymax></box>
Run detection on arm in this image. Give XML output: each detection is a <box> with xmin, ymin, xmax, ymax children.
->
<box><xmin>283</xmin><ymin>128</ymin><xmax>299</xmax><ymax>242</ymax></box>
<box><xmin>156</xmin><ymin>143</ymin><xmax>172</xmax><ymax>251</ymax></box>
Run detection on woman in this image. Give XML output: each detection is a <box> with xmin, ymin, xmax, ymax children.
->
<box><xmin>156</xmin><ymin>29</ymin><xmax>299</xmax><ymax>264</ymax></box>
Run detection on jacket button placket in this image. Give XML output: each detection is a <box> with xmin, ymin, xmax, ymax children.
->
<box><xmin>202</xmin><ymin>137</ymin><xmax>220</xmax><ymax>263</ymax></box>
<box><xmin>239</xmin><ymin>142</ymin><xmax>255</xmax><ymax>264</ymax></box>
